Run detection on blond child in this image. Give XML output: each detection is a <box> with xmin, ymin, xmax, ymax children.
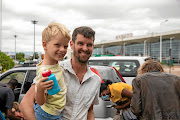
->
<box><xmin>12</xmin><ymin>102</ymin><xmax>24</xmax><ymax>119</ymax></box>
<box><xmin>34</xmin><ymin>22</ymin><xmax>70</xmax><ymax>120</ymax></box>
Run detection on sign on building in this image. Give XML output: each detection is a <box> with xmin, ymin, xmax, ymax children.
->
<box><xmin>116</xmin><ymin>33</ymin><xmax>133</xmax><ymax>40</ymax></box>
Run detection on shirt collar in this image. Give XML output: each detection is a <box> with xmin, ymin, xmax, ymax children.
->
<box><xmin>61</xmin><ymin>59</ymin><xmax>96</xmax><ymax>83</ymax></box>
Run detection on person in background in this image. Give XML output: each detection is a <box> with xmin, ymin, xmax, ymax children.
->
<box><xmin>19</xmin><ymin>26</ymin><xmax>101</xmax><ymax>120</ymax></box>
<box><xmin>0</xmin><ymin>79</ymin><xmax>23</xmax><ymax>120</ymax></box>
<box><xmin>131</xmin><ymin>60</ymin><xmax>180</xmax><ymax>119</ymax></box>
<box><xmin>100</xmin><ymin>80</ymin><xmax>137</xmax><ymax>120</ymax></box>
<box><xmin>11</xmin><ymin>102</ymin><xmax>24</xmax><ymax>119</ymax></box>
<box><xmin>34</xmin><ymin>22</ymin><xmax>71</xmax><ymax>120</ymax></box>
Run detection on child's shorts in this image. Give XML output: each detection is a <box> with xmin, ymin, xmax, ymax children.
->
<box><xmin>34</xmin><ymin>103</ymin><xmax>61</xmax><ymax>120</ymax></box>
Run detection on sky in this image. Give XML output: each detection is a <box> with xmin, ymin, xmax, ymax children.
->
<box><xmin>1</xmin><ymin>0</ymin><xmax>180</xmax><ymax>54</ymax></box>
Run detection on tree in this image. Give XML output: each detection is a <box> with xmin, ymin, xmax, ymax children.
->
<box><xmin>16</xmin><ymin>52</ymin><xmax>25</xmax><ymax>61</ymax></box>
<box><xmin>33</xmin><ymin>52</ymin><xmax>39</xmax><ymax>59</ymax></box>
<box><xmin>0</xmin><ymin>51</ymin><xmax>15</xmax><ymax>73</ymax></box>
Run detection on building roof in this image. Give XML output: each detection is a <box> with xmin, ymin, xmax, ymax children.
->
<box><xmin>94</xmin><ymin>30</ymin><xmax>180</xmax><ymax>47</ymax></box>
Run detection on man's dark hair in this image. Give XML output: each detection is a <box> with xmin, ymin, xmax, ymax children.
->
<box><xmin>7</xmin><ymin>79</ymin><xmax>18</xmax><ymax>87</ymax></box>
<box><xmin>100</xmin><ymin>80</ymin><xmax>112</xmax><ymax>94</ymax></box>
<box><xmin>72</xmin><ymin>26</ymin><xmax>95</xmax><ymax>42</ymax></box>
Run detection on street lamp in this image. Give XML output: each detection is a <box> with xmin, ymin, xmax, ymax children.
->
<box><xmin>160</xmin><ymin>19</ymin><xmax>168</xmax><ymax>62</ymax></box>
<box><xmin>101</xmin><ymin>45</ymin><xmax>104</xmax><ymax>55</ymax></box>
<box><xmin>13</xmin><ymin>35</ymin><xmax>17</xmax><ymax>61</ymax></box>
<box><xmin>169</xmin><ymin>37</ymin><xmax>174</xmax><ymax>73</ymax></box>
<box><xmin>31</xmin><ymin>20</ymin><xmax>38</xmax><ymax>60</ymax></box>
<box><xmin>144</xmin><ymin>40</ymin><xmax>147</xmax><ymax>56</ymax></box>
<box><xmin>0</xmin><ymin>0</ymin><xmax>2</xmax><ymax>51</ymax></box>
<box><xmin>123</xmin><ymin>43</ymin><xmax>126</xmax><ymax>56</ymax></box>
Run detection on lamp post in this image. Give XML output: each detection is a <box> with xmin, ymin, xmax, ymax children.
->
<box><xmin>144</xmin><ymin>40</ymin><xmax>147</xmax><ymax>56</ymax></box>
<box><xmin>123</xmin><ymin>43</ymin><xmax>126</xmax><ymax>56</ymax></box>
<box><xmin>169</xmin><ymin>37</ymin><xmax>174</xmax><ymax>73</ymax></box>
<box><xmin>160</xmin><ymin>19</ymin><xmax>168</xmax><ymax>62</ymax></box>
<box><xmin>31</xmin><ymin>20</ymin><xmax>38</xmax><ymax>60</ymax></box>
<box><xmin>0</xmin><ymin>0</ymin><xmax>2</xmax><ymax>51</ymax></box>
<box><xmin>101</xmin><ymin>45</ymin><xmax>104</xmax><ymax>55</ymax></box>
<box><xmin>13</xmin><ymin>35</ymin><xmax>17</xmax><ymax>61</ymax></box>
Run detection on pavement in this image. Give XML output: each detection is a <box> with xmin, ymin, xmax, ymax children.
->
<box><xmin>163</xmin><ymin>65</ymin><xmax>180</xmax><ymax>77</ymax></box>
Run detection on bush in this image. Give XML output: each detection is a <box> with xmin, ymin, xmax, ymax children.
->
<box><xmin>0</xmin><ymin>51</ymin><xmax>15</xmax><ymax>73</ymax></box>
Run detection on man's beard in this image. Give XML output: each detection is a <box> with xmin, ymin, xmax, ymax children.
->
<box><xmin>73</xmin><ymin>49</ymin><xmax>91</xmax><ymax>64</ymax></box>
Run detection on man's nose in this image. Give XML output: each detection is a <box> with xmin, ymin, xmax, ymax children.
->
<box><xmin>82</xmin><ymin>45</ymin><xmax>88</xmax><ymax>51</ymax></box>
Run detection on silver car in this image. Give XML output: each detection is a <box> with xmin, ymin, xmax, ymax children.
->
<box><xmin>0</xmin><ymin>65</ymin><xmax>125</xmax><ymax>119</ymax></box>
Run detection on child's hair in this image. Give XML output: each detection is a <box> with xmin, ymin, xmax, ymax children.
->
<box><xmin>42</xmin><ymin>22</ymin><xmax>71</xmax><ymax>42</ymax></box>
<box><xmin>137</xmin><ymin>60</ymin><xmax>164</xmax><ymax>76</ymax></box>
<box><xmin>13</xmin><ymin>102</ymin><xmax>20</xmax><ymax>111</ymax></box>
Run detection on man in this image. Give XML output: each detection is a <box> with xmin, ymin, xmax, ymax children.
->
<box><xmin>131</xmin><ymin>60</ymin><xmax>180</xmax><ymax>119</ymax></box>
<box><xmin>0</xmin><ymin>79</ymin><xmax>22</xmax><ymax>120</ymax></box>
<box><xmin>19</xmin><ymin>26</ymin><xmax>101</xmax><ymax>120</ymax></box>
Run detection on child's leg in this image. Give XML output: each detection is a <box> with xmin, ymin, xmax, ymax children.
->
<box><xmin>34</xmin><ymin>103</ymin><xmax>61</xmax><ymax>120</ymax></box>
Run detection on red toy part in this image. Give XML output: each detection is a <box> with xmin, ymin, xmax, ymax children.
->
<box><xmin>42</xmin><ymin>69</ymin><xmax>51</xmax><ymax>77</ymax></box>
<box><xmin>90</xmin><ymin>67</ymin><xmax>104</xmax><ymax>83</ymax></box>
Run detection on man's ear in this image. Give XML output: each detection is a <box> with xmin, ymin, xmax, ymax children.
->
<box><xmin>42</xmin><ymin>41</ymin><xmax>47</xmax><ymax>50</ymax></box>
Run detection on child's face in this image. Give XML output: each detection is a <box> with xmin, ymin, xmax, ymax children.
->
<box><xmin>43</xmin><ymin>33</ymin><xmax>69</xmax><ymax>64</ymax></box>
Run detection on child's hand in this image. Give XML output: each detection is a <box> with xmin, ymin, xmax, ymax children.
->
<box><xmin>37</xmin><ymin>77</ymin><xmax>54</xmax><ymax>92</ymax></box>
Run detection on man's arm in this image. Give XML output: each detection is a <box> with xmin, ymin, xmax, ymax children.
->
<box><xmin>130</xmin><ymin>77</ymin><xmax>142</xmax><ymax>116</ymax></box>
<box><xmin>19</xmin><ymin>85</ymin><xmax>36</xmax><ymax>120</ymax></box>
<box><xmin>87</xmin><ymin>105</ymin><xmax>95</xmax><ymax>120</ymax></box>
<box><xmin>174</xmin><ymin>76</ymin><xmax>180</xmax><ymax>100</ymax></box>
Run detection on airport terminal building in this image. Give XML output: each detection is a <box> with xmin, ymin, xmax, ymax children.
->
<box><xmin>92</xmin><ymin>30</ymin><xmax>180</xmax><ymax>64</ymax></box>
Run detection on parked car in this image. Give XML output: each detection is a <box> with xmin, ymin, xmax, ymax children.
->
<box><xmin>88</xmin><ymin>56</ymin><xmax>148</xmax><ymax>85</ymax></box>
<box><xmin>22</xmin><ymin>61</ymin><xmax>39</xmax><ymax>67</ymax></box>
<box><xmin>0</xmin><ymin>65</ymin><xmax>125</xmax><ymax>119</ymax></box>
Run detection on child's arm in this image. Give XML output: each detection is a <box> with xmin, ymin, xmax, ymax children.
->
<box><xmin>36</xmin><ymin>77</ymin><xmax>54</xmax><ymax>105</ymax></box>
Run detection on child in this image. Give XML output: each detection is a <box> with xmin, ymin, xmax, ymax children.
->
<box><xmin>34</xmin><ymin>22</ymin><xmax>71</xmax><ymax>120</ymax></box>
<box><xmin>12</xmin><ymin>102</ymin><xmax>24</xmax><ymax>119</ymax></box>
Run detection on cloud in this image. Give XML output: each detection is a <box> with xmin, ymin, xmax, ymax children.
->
<box><xmin>1</xmin><ymin>0</ymin><xmax>180</xmax><ymax>52</ymax></box>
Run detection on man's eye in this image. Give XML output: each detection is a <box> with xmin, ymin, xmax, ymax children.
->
<box><xmin>87</xmin><ymin>44</ymin><xmax>92</xmax><ymax>47</ymax></box>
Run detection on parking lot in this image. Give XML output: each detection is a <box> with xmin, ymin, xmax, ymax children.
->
<box><xmin>163</xmin><ymin>65</ymin><xmax>180</xmax><ymax>77</ymax></box>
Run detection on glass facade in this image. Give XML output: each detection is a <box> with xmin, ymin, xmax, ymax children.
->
<box><xmin>93</xmin><ymin>39</ymin><xmax>180</xmax><ymax>64</ymax></box>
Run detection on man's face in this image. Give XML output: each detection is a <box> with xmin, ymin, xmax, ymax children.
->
<box><xmin>70</xmin><ymin>34</ymin><xmax>94</xmax><ymax>64</ymax></box>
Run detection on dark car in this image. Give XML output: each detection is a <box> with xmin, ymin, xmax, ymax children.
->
<box><xmin>0</xmin><ymin>65</ymin><xmax>125</xmax><ymax>119</ymax></box>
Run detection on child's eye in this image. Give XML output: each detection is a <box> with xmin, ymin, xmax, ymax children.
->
<box><xmin>64</xmin><ymin>46</ymin><xmax>68</xmax><ymax>49</ymax></box>
<box><xmin>55</xmin><ymin>44</ymin><xmax>60</xmax><ymax>47</ymax></box>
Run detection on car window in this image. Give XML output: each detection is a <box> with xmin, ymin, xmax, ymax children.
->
<box><xmin>96</xmin><ymin>67</ymin><xmax>123</xmax><ymax>83</ymax></box>
<box><xmin>21</xmin><ymin>70</ymin><xmax>36</xmax><ymax>94</ymax></box>
<box><xmin>108</xmin><ymin>60</ymin><xmax>139</xmax><ymax>77</ymax></box>
<box><xmin>88</xmin><ymin>60</ymin><xmax>108</xmax><ymax>66</ymax></box>
<box><xmin>0</xmin><ymin>71</ymin><xmax>26</xmax><ymax>84</ymax></box>
<box><xmin>0</xmin><ymin>71</ymin><xmax>27</xmax><ymax>101</ymax></box>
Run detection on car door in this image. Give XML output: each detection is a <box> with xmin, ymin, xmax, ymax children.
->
<box><xmin>19</xmin><ymin>70</ymin><xmax>36</xmax><ymax>103</ymax></box>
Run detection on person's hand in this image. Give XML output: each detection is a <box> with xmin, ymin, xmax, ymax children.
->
<box><xmin>37</xmin><ymin>77</ymin><xmax>54</xmax><ymax>92</ymax></box>
<box><xmin>15</xmin><ymin>112</ymin><xmax>25</xmax><ymax>119</ymax></box>
<box><xmin>114</xmin><ymin>105</ymin><xmax>122</xmax><ymax>110</ymax></box>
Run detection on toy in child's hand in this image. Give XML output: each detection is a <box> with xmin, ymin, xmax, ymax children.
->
<box><xmin>42</xmin><ymin>70</ymin><xmax>61</xmax><ymax>95</ymax></box>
